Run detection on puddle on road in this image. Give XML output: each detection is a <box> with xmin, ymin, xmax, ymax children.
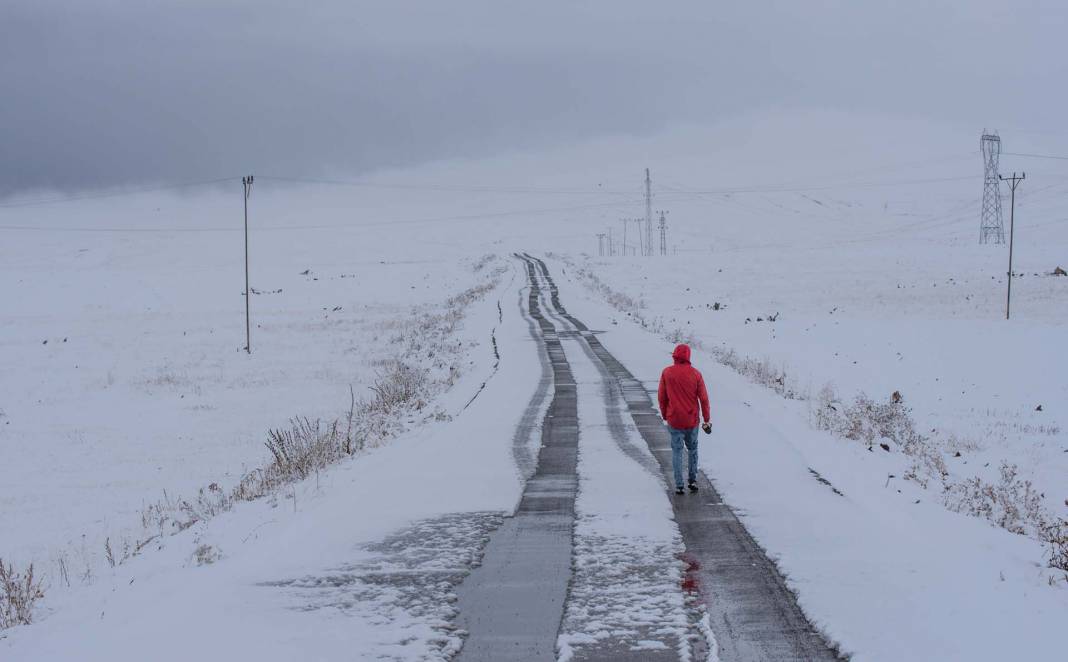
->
<box><xmin>263</xmin><ymin>511</ymin><xmax>504</xmax><ymax>660</ymax></box>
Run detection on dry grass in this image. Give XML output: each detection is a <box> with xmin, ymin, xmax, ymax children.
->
<box><xmin>1040</xmin><ymin>519</ymin><xmax>1068</xmax><ymax>572</ymax></box>
<box><xmin>0</xmin><ymin>559</ymin><xmax>44</xmax><ymax>629</ymax></box>
<box><xmin>193</xmin><ymin>544</ymin><xmax>222</xmax><ymax>566</ymax></box>
<box><xmin>945</xmin><ymin>464</ymin><xmax>1068</xmax><ymax>571</ymax></box>
<box><xmin>471</xmin><ymin>253</ymin><xmax>499</xmax><ymax>272</ymax></box>
<box><xmin>265</xmin><ymin>417</ymin><xmax>349</xmax><ymax>482</ymax></box>
<box><xmin>713</xmin><ymin>347</ymin><xmax>803</xmax><ymax>400</ymax></box>
<box><xmin>946</xmin><ymin>463</ymin><xmax>1047</xmax><ymax>537</ymax></box>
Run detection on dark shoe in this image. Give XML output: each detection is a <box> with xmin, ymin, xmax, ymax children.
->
<box><xmin>688</xmin><ymin>481</ymin><xmax>699</xmax><ymax>492</ymax></box>
<box><xmin>675</xmin><ymin>486</ymin><xmax>685</xmax><ymax>495</ymax></box>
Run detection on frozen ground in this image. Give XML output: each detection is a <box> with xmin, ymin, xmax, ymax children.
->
<box><xmin>2</xmin><ymin>109</ymin><xmax>1066</xmax><ymax>659</ymax></box>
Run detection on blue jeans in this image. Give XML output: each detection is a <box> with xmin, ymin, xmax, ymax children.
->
<box><xmin>669</xmin><ymin>426</ymin><xmax>699</xmax><ymax>488</ymax></box>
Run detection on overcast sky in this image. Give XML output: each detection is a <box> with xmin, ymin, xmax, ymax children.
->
<box><xmin>2</xmin><ymin>1</ymin><xmax>1066</xmax><ymax>196</ymax></box>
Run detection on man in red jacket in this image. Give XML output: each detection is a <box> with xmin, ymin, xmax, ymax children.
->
<box><xmin>658</xmin><ymin>343</ymin><xmax>711</xmax><ymax>495</ymax></box>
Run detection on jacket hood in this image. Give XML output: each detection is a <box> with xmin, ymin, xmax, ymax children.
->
<box><xmin>672</xmin><ymin>343</ymin><xmax>691</xmax><ymax>364</ymax></box>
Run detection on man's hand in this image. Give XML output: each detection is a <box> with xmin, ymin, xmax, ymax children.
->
<box><xmin>701</xmin><ymin>422</ymin><xmax>712</xmax><ymax>434</ymax></box>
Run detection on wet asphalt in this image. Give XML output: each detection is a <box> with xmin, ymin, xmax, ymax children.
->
<box><xmin>454</xmin><ymin>255</ymin><xmax>841</xmax><ymax>661</ymax></box>
<box><xmin>454</xmin><ymin>259</ymin><xmax>579</xmax><ymax>661</ymax></box>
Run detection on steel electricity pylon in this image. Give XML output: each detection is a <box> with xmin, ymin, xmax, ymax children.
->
<box><xmin>657</xmin><ymin>210</ymin><xmax>668</xmax><ymax>256</ymax></box>
<box><xmin>980</xmin><ymin>131</ymin><xmax>1005</xmax><ymax>244</ymax></box>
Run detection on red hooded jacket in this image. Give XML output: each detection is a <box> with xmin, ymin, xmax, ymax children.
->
<box><xmin>658</xmin><ymin>344</ymin><xmax>711</xmax><ymax>430</ymax></box>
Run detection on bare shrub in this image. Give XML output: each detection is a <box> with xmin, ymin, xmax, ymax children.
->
<box><xmin>0</xmin><ymin>559</ymin><xmax>44</xmax><ymax>629</ymax></box>
<box><xmin>940</xmin><ymin>432</ymin><xmax>983</xmax><ymax>454</ymax></box>
<box><xmin>193</xmin><ymin>544</ymin><xmax>222</xmax><ymax>566</ymax></box>
<box><xmin>471</xmin><ymin>253</ymin><xmax>498</xmax><ymax>272</ymax></box>
<box><xmin>55</xmin><ymin>555</ymin><xmax>70</xmax><ymax>589</ymax></box>
<box><xmin>1039</xmin><ymin>519</ymin><xmax>1068</xmax><ymax>571</ymax></box>
<box><xmin>945</xmin><ymin>462</ymin><xmax>1047</xmax><ymax>537</ymax></box>
<box><xmin>901</xmin><ymin>438</ymin><xmax>949</xmax><ymax>488</ymax></box>
<box><xmin>448</xmin><ymin>278</ymin><xmax>503</xmax><ymax>309</ymax></box>
<box><xmin>813</xmin><ymin>383</ymin><xmax>840</xmax><ymax>430</ymax></box>
<box><xmin>666</xmin><ymin>327</ymin><xmax>701</xmax><ymax>348</ymax></box>
<box><xmin>104</xmin><ymin>538</ymin><xmax>115</xmax><ymax>568</ymax></box>
<box><xmin>352</xmin><ymin>361</ymin><xmax>429</xmax><ymax>443</ymax></box>
<box><xmin>713</xmin><ymin>347</ymin><xmax>802</xmax><ymax>399</ymax></box>
<box><xmin>991</xmin><ymin>420</ymin><xmax>1062</xmax><ymax>437</ymax></box>
<box><xmin>265</xmin><ymin>417</ymin><xmax>344</xmax><ymax>482</ymax></box>
<box><xmin>572</xmin><ymin>267</ymin><xmax>646</xmax><ymax>313</ymax></box>
<box><xmin>365</xmin><ymin>362</ymin><xmax>428</xmax><ymax>414</ymax></box>
<box><xmin>816</xmin><ymin>391</ymin><xmax>924</xmax><ymax>449</ymax></box>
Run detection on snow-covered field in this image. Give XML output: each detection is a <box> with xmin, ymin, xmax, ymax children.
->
<box><xmin>0</xmin><ymin>180</ymin><xmax>530</xmax><ymax>606</ymax></box>
<box><xmin>557</xmin><ymin>235</ymin><xmax>1067</xmax><ymax>525</ymax></box>
<box><xmin>2</xmin><ymin>110</ymin><xmax>1066</xmax><ymax>659</ymax></box>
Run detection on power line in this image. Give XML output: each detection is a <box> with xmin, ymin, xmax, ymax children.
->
<box><xmin>1003</xmin><ymin>151</ymin><xmax>1068</xmax><ymax>161</ymax></box>
<box><xmin>655</xmin><ymin>174</ymin><xmax>977</xmax><ymax>197</ymax></box>
<box><xmin>256</xmin><ymin>175</ymin><xmax>639</xmax><ymax>196</ymax></box>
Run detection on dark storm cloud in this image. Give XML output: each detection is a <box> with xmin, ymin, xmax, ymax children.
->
<box><xmin>2</xmin><ymin>1</ymin><xmax>1065</xmax><ymax>196</ymax></box>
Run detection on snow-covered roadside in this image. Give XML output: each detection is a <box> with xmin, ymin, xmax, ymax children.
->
<box><xmin>555</xmin><ymin>250</ymin><xmax>1068</xmax><ymax>569</ymax></box>
<box><xmin>1</xmin><ymin>259</ymin><xmax>542</xmax><ymax>659</ymax></box>
<box><xmin>548</xmin><ymin>254</ymin><xmax>1068</xmax><ymax>661</ymax></box>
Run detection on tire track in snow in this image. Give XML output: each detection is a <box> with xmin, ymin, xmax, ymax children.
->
<box><xmin>558</xmin><ymin>330</ymin><xmax>693</xmax><ymax>660</ymax></box>
<box><xmin>529</xmin><ymin>261</ymin><xmax>699</xmax><ymax>661</ymax></box>
<box><xmin>534</xmin><ymin>274</ymin><xmax>664</xmax><ymax>482</ymax></box>
<box><xmin>510</xmin><ymin>269</ymin><xmax>554</xmax><ymax>483</ymax></box>
<box><xmin>525</xmin><ymin>256</ymin><xmax>692</xmax><ymax>657</ymax></box>
<box><xmin>453</xmin><ymin>256</ymin><xmax>579</xmax><ymax>661</ymax></box>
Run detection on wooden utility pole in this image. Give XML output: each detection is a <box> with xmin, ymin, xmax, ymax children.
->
<box><xmin>645</xmin><ymin>168</ymin><xmax>653</xmax><ymax>256</ymax></box>
<box><xmin>999</xmin><ymin>172</ymin><xmax>1025</xmax><ymax>319</ymax></box>
<box><xmin>242</xmin><ymin>174</ymin><xmax>254</xmax><ymax>352</ymax></box>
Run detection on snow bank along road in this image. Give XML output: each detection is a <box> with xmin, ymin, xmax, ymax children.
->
<box><xmin>455</xmin><ymin>255</ymin><xmax>840</xmax><ymax>661</ymax></box>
